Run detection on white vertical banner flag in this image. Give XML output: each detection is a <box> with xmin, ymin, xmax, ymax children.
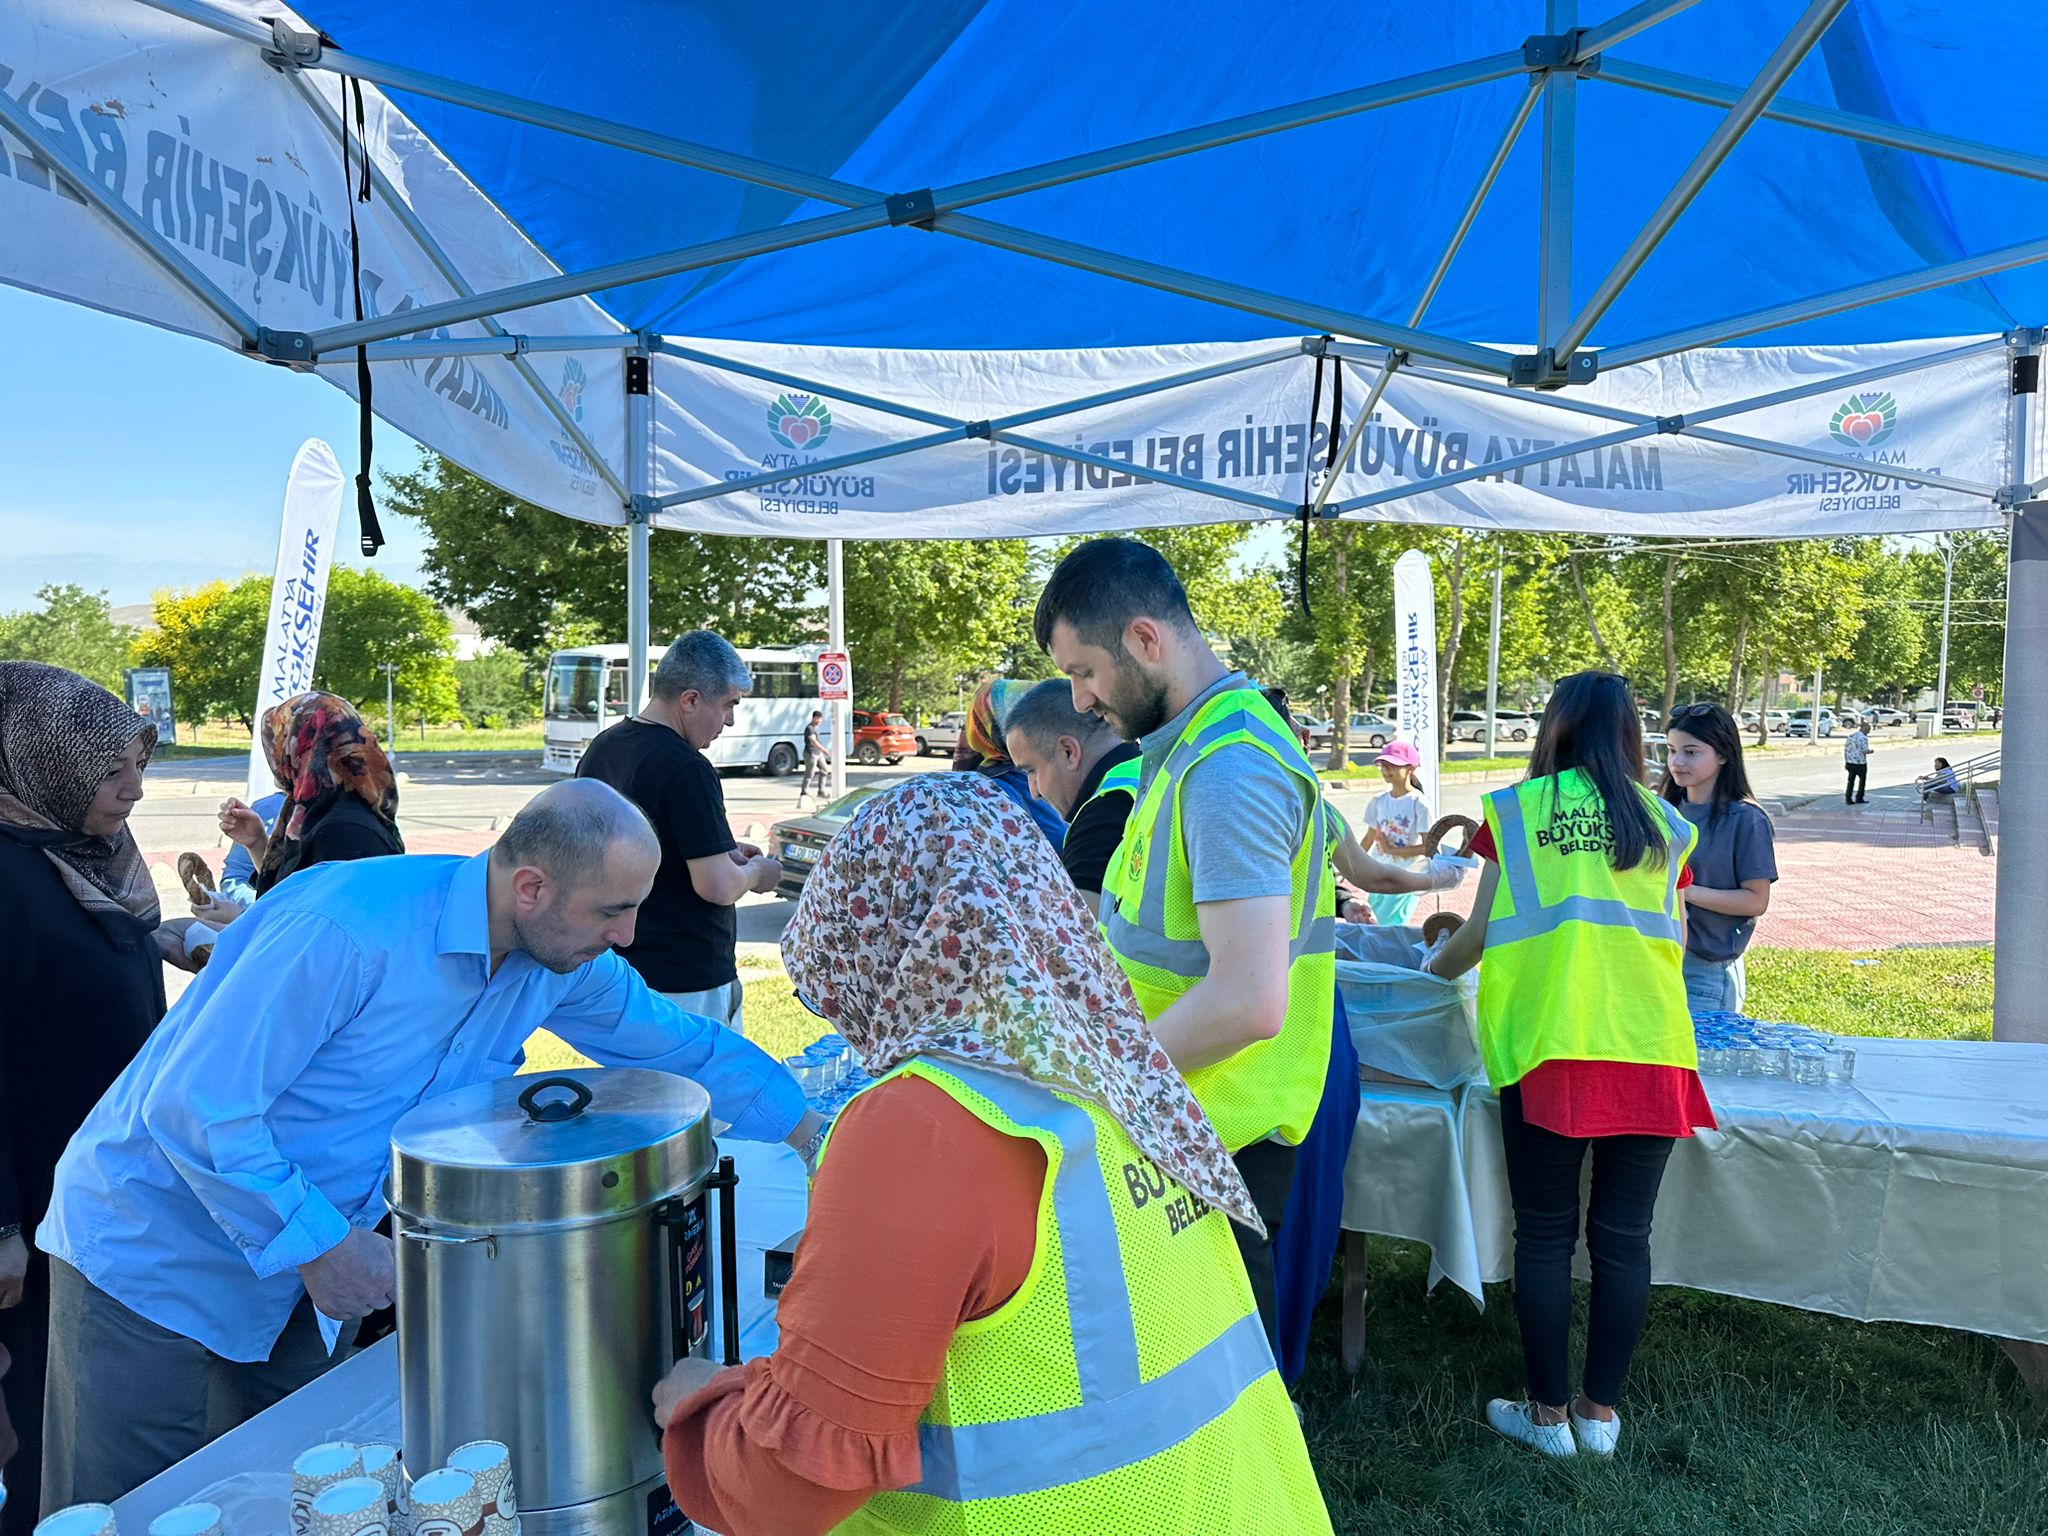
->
<box><xmin>1391</xmin><ymin>550</ymin><xmax>1440</xmax><ymax>797</ymax></box>
<box><xmin>245</xmin><ymin>440</ymin><xmax>345</xmax><ymax>803</ymax></box>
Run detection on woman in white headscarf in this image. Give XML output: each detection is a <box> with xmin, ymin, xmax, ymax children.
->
<box><xmin>653</xmin><ymin>774</ymin><xmax>1332</xmax><ymax>1536</ymax></box>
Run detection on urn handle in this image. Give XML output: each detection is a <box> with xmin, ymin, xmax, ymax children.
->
<box><xmin>517</xmin><ymin>1075</ymin><xmax>594</xmax><ymax>1124</ymax></box>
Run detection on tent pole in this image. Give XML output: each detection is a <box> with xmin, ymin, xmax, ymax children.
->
<box><xmin>0</xmin><ymin>89</ymin><xmax>259</xmax><ymax>347</ymax></box>
<box><xmin>626</xmin><ymin>345</ymin><xmax>653</xmax><ymax>717</ymax></box>
<box><xmin>1600</xmin><ymin>237</ymin><xmax>2048</xmax><ymax>368</ymax></box>
<box><xmin>828</xmin><ymin>540</ymin><xmax>848</xmax><ymax>802</ymax></box>
<box><xmin>1552</xmin><ymin>0</ymin><xmax>1849</xmax><ymax>358</ymax></box>
<box><xmin>1996</xmin><ymin>327</ymin><xmax>2043</xmax><ymax>1041</ymax></box>
<box><xmin>1539</xmin><ymin>0</ymin><xmax>1579</xmax><ymax>348</ymax></box>
<box><xmin>355</xmin><ymin>334</ymin><xmax>640</xmax><ymax>361</ymax></box>
<box><xmin>1595</xmin><ymin>60</ymin><xmax>2048</xmax><ymax>186</ymax></box>
<box><xmin>1573</xmin><ymin>0</ymin><xmax>1702</xmax><ymax>57</ymax></box>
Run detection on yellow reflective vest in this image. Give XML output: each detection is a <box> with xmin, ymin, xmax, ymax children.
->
<box><xmin>827</xmin><ymin>1058</ymin><xmax>1332</xmax><ymax>1536</ymax></box>
<box><xmin>1100</xmin><ymin>683</ymin><xmax>1335</xmax><ymax>1151</ymax></box>
<box><xmin>1476</xmin><ymin>768</ymin><xmax>1699</xmax><ymax>1088</ymax></box>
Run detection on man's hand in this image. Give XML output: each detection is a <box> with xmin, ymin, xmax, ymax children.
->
<box><xmin>747</xmin><ymin>856</ymin><xmax>784</xmax><ymax>895</ymax></box>
<box><xmin>217</xmin><ymin>797</ymin><xmax>268</xmax><ymax>852</ymax></box>
<box><xmin>0</xmin><ymin>1233</ymin><xmax>27</xmax><ymax>1310</ymax></box>
<box><xmin>298</xmin><ymin>1228</ymin><xmax>396</xmax><ymax>1321</ymax></box>
<box><xmin>652</xmin><ymin>1354</ymin><xmax>728</xmax><ymax>1432</ymax></box>
<box><xmin>729</xmin><ymin>842</ymin><xmax>766</xmax><ymax>864</ymax></box>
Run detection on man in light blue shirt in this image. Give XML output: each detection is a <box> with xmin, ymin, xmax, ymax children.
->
<box><xmin>39</xmin><ymin>779</ymin><xmax>823</xmax><ymax>1509</ymax></box>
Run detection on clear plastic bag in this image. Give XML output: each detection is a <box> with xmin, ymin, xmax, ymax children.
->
<box><xmin>1335</xmin><ymin>922</ymin><xmax>1484</xmax><ymax>1089</ymax></box>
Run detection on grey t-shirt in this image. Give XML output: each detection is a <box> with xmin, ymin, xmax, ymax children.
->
<box><xmin>1139</xmin><ymin>674</ymin><xmax>1312</xmax><ymax>905</ymax></box>
<box><xmin>1678</xmin><ymin>798</ymin><xmax>1778</xmax><ymax>962</ymax></box>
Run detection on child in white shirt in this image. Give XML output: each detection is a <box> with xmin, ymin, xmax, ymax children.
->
<box><xmin>1363</xmin><ymin>740</ymin><xmax>1432</xmax><ymax>927</ymax></box>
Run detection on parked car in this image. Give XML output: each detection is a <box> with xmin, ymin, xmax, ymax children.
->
<box><xmin>917</xmin><ymin>710</ymin><xmax>966</xmax><ymax>757</ymax></box>
<box><xmin>1738</xmin><ymin>710</ymin><xmax>1760</xmax><ymax>729</ymax></box>
<box><xmin>849</xmin><ymin>708</ymin><xmax>917</xmax><ymax>764</ymax></box>
<box><xmin>1870</xmin><ymin>707</ymin><xmax>1909</xmax><ymax>727</ymax></box>
<box><xmin>1449</xmin><ymin>710</ymin><xmax>1535</xmax><ymax>743</ymax></box>
<box><xmin>1785</xmin><ymin>708</ymin><xmax>1835</xmax><ymax>739</ymax></box>
<box><xmin>1291</xmin><ymin>713</ymin><xmax>1335</xmax><ymax>749</ymax></box>
<box><xmin>1347</xmin><ymin>713</ymin><xmax>1398</xmax><ymax>750</ymax></box>
<box><xmin>1763</xmin><ymin>709</ymin><xmax>1791</xmax><ymax>734</ymax></box>
<box><xmin>1642</xmin><ymin>732</ymin><xmax>1670</xmax><ymax>779</ymax></box>
<box><xmin>769</xmin><ymin>786</ymin><xmax>883</xmax><ymax>897</ymax></box>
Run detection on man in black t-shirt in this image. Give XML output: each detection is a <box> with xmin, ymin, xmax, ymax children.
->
<box><xmin>576</xmin><ymin>631</ymin><xmax>782</xmax><ymax>1024</ymax></box>
<box><xmin>1003</xmin><ymin>679</ymin><xmax>1140</xmax><ymax>916</ymax></box>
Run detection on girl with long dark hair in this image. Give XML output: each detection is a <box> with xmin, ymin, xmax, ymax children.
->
<box><xmin>1425</xmin><ymin>671</ymin><xmax>1715</xmax><ymax>1458</ymax></box>
<box><xmin>1658</xmin><ymin>702</ymin><xmax>1777</xmax><ymax>1013</ymax></box>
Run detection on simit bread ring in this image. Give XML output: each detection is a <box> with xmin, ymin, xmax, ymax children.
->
<box><xmin>177</xmin><ymin>852</ymin><xmax>216</xmax><ymax>906</ymax></box>
<box><xmin>1421</xmin><ymin>912</ymin><xmax>1464</xmax><ymax>949</ymax></box>
<box><xmin>1422</xmin><ymin>814</ymin><xmax>1479</xmax><ymax>857</ymax></box>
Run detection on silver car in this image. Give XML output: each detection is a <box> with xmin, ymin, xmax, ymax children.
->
<box><xmin>916</xmin><ymin>711</ymin><xmax>966</xmax><ymax>757</ymax></box>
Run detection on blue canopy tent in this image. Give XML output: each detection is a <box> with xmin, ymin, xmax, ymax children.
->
<box><xmin>2</xmin><ymin>0</ymin><xmax>2045</xmax><ymax>1029</ymax></box>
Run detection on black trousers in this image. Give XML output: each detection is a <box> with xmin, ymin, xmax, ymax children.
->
<box><xmin>0</xmin><ymin>1253</ymin><xmax>50</xmax><ymax>1535</ymax></box>
<box><xmin>1498</xmin><ymin>1085</ymin><xmax>1675</xmax><ymax>1409</ymax></box>
<box><xmin>1228</xmin><ymin>1138</ymin><xmax>1299</xmax><ymax>1362</ymax></box>
<box><xmin>1846</xmin><ymin>762</ymin><xmax>1868</xmax><ymax>803</ymax></box>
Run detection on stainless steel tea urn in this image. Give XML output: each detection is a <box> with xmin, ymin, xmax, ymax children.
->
<box><xmin>389</xmin><ymin>1070</ymin><xmax>739</xmax><ymax>1536</ymax></box>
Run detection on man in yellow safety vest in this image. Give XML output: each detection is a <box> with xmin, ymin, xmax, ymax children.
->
<box><xmin>1003</xmin><ymin>678</ymin><xmax>1143</xmax><ymax>916</ymax></box>
<box><xmin>1034</xmin><ymin>538</ymin><xmax>1335</xmax><ymax>1353</ymax></box>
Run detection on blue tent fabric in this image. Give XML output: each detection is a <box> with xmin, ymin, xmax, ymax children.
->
<box><xmin>1273</xmin><ymin>986</ymin><xmax>1361</xmax><ymax>1389</ymax></box>
<box><xmin>305</xmin><ymin>1</ymin><xmax>2048</xmax><ymax>350</ymax></box>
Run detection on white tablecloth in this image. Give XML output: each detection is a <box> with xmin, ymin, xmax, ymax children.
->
<box><xmin>1342</xmin><ymin>1037</ymin><xmax>2048</xmax><ymax>1344</ymax></box>
<box><xmin>112</xmin><ymin>1139</ymin><xmax>809</xmax><ymax>1533</ymax></box>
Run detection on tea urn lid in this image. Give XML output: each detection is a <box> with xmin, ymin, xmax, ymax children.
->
<box><xmin>388</xmin><ymin>1068</ymin><xmax>714</xmax><ymax>1231</ymax></box>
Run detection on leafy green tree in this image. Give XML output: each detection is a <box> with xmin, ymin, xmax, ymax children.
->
<box><xmin>0</xmin><ymin>584</ymin><xmax>138</xmax><ymax>691</ymax></box>
<box><xmin>455</xmin><ymin>650</ymin><xmax>540</xmax><ymax>728</ymax></box>
<box><xmin>384</xmin><ymin>454</ymin><xmax>823</xmax><ymax>654</ymax></box>
<box><xmin>130</xmin><ymin>579</ymin><xmax>271</xmax><ymax>724</ymax></box>
<box><xmin>843</xmin><ymin>540</ymin><xmax>1036</xmax><ymax>715</ymax></box>
<box><xmin>1909</xmin><ymin>530</ymin><xmax>2007</xmax><ymax>704</ymax></box>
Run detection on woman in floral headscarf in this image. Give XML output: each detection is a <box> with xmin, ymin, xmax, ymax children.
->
<box><xmin>951</xmin><ymin>675</ymin><xmax>1067</xmax><ymax>845</ymax></box>
<box><xmin>654</xmin><ymin>775</ymin><xmax>1332</xmax><ymax>1536</ymax></box>
<box><xmin>247</xmin><ymin>692</ymin><xmax>403</xmax><ymax>895</ymax></box>
<box><xmin>0</xmin><ymin>663</ymin><xmax>204</xmax><ymax>1530</ymax></box>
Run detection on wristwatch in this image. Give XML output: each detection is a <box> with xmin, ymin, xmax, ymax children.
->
<box><xmin>794</xmin><ymin>1122</ymin><xmax>831</xmax><ymax>1171</ymax></box>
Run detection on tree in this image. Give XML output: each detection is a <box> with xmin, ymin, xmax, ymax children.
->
<box><xmin>384</xmin><ymin>454</ymin><xmax>822</xmax><ymax>655</ymax></box>
<box><xmin>455</xmin><ymin>650</ymin><xmax>540</xmax><ymax>728</ymax></box>
<box><xmin>1909</xmin><ymin>530</ymin><xmax>2007</xmax><ymax>703</ymax></box>
<box><xmin>843</xmin><ymin>539</ymin><xmax>1036</xmax><ymax>715</ymax></box>
<box><xmin>0</xmin><ymin>584</ymin><xmax>137</xmax><ymax>691</ymax></box>
<box><xmin>133</xmin><ymin>569</ymin><xmax>459</xmax><ymax>728</ymax></box>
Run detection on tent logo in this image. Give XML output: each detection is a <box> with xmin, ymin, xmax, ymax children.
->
<box><xmin>558</xmin><ymin>359</ymin><xmax>587</xmax><ymax>424</ymax></box>
<box><xmin>1828</xmin><ymin>391</ymin><xmax>1896</xmax><ymax>450</ymax></box>
<box><xmin>768</xmin><ymin>393</ymin><xmax>832</xmax><ymax>452</ymax></box>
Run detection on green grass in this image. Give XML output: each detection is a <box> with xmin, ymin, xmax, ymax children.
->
<box><xmin>151</xmin><ymin>721</ymin><xmax>547</xmax><ymax>756</ymax></box>
<box><xmin>1304</xmin><ymin>1238</ymin><xmax>2048</xmax><ymax>1534</ymax></box>
<box><xmin>1744</xmin><ymin>945</ymin><xmax>1994</xmax><ymax>1041</ymax></box>
<box><xmin>520</xmin><ymin>952</ymin><xmax>818</xmax><ymax>1073</ymax></box>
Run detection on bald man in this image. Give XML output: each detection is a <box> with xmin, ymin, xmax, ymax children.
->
<box><xmin>39</xmin><ymin>779</ymin><xmax>823</xmax><ymax>1510</ymax></box>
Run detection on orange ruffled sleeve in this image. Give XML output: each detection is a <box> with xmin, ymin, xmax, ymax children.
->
<box><xmin>662</xmin><ymin>1073</ymin><xmax>1045</xmax><ymax>1536</ymax></box>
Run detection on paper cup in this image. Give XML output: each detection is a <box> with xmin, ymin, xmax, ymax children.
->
<box><xmin>361</xmin><ymin>1443</ymin><xmax>407</xmax><ymax>1530</ymax></box>
<box><xmin>309</xmin><ymin>1478</ymin><xmax>390</xmax><ymax>1536</ymax></box>
<box><xmin>147</xmin><ymin>1506</ymin><xmax>223</xmax><ymax>1536</ymax></box>
<box><xmin>34</xmin><ymin>1508</ymin><xmax>117</xmax><ymax>1536</ymax></box>
<box><xmin>445</xmin><ymin>1441</ymin><xmax>516</xmax><ymax>1535</ymax></box>
<box><xmin>292</xmin><ymin>1443</ymin><xmax>364</xmax><ymax>1536</ymax></box>
<box><xmin>407</xmin><ymin>1469</ymin><xmax>482</xmax><ymax>1536</ymax></box>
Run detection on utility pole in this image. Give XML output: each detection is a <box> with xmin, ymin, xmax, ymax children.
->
<box><xmin>378</xmin><ymin>661</ymin><xmax>398</xmax><ymax>747</ymax></box>
<box><xmin>1483</xmin><ymin>545</ymin><xmax>1503</xmax><ymax>759</ymax></box>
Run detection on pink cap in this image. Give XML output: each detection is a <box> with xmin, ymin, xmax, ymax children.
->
<box><xmin>1375</xmin><ymin>740</ymin><xmax>1421</xmax><ymax>767</ymax></box>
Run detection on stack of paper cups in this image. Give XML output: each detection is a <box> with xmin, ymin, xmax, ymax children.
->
<box><xmin>406</xmin><ymin>1470</ymin><xmax>481</xmax><ymax>1536</ymax></box>
<box><xmin>309</xmin><ymin>1478</ymin><xmax>391</xmax><ymax>1536</ymax></box>
<box><xmin>292</xmin><ymin>1444</ymin><xmax>365</xmax><ymax>1536</ymax></box>
<box><xmin>445</xmin><ymin>1443</ymin><xmax>516</xmax><ymax>1536</ymax></box>
<box><xmin>360</xmin><ymin>1444</ymin><xmax>407</xmax><ymax>1534</ymax></box>
<box><xmin>146</xmin><ymin>1506</ymin><xmax>223</xmax><ymax>1536</ymax></box>
<box><xmin>32</xmin><ymin>1507</ymin><xmax>117</xmax><ymax>1536</ymax></box>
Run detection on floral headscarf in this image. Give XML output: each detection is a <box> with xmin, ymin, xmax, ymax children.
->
<box><xmin>0</xmin><ymin>662</ymin><xmax>160</xmax><ymax>938</ymax></box>
<box><xmin>782</xmin><ymin>773</ymin><xmax>1260</xmax><ymax>1231</ymax></box>
<box><xmin>256</xmin><ymin>691</ymin><xmax>401</xmax><ymax>888</ymax></box>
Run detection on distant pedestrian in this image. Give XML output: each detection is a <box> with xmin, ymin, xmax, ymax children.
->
<box><xmin>1658</xmin><ymin>703</ymin><xmax>1776</xmax><ymax>1013</ymax></box>
<box><xmin>797</xmin><ymin>709</ymin><xmax>830</xmax><ymax>805</ymax></box>
<box><xmin>1843</xmin><ymin>720</ymin><xmax>1870</xmax><ymax>805</ymax></box>
<box><xmin>1923</xmin><ymin>757</ymin><xmax>1960</xmax><ymax>800</ymax></box>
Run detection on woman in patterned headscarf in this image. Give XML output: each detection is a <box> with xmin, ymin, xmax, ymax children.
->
<box><xmin>950</xmin><ymin>675</ymin><xmax>1065</xmax><ymax>844</ymax></box>
<box><xmin>0</xmin><ymin>662</ymin><xmax>200</xmax><ymax>1530</ymax></box>
<box><xmin>248</xmin><ymin>691</ymin><xmax>403</xmax><ymax>896</ymax></box>
<box><xmin>655</xmin><ymin>774</ymin><xmax>1332</xmax><ymax>1536</ymax></box>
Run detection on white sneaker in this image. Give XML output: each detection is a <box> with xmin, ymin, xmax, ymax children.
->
<box><xmin>1484</xmin><ymin>1399</ymin><xmax>1575</xmax><ymax>1457</ymax></box>
<box><xmin>1571</xmin><ymin>1407</ymin><xmax>1622</xmax><ymax>1456</ymax></box>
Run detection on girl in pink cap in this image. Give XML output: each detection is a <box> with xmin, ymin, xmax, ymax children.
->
<box><xmin>1362</xmin><ymin>739</ymin><xmax>1433</xmax><ymax>925</ymax></box>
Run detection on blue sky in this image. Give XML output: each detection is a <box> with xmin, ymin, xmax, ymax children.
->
<box><xmin>0</xmin><ymin>285</ymin><xmax>433</xmax><ymax>613</ymax></box>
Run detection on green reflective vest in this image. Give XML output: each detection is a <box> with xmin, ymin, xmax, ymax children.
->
<box><xmin>828</xmin><ymin>1058</ymin><xmax>1332</xmax><ymax>1535</ymax></box>
<box><xmin>1476</xmin><ymin>768</ymin><xmax>1699</xmax><ymax>1088</ymax></box>
<box><xmin>1099</xmin><ymin>684</ymin><xmax>1336</xmax><ymax>1151</ymax></box>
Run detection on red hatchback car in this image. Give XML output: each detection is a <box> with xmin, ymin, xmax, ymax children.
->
<box><xmin>849</xmin><ymin>708</ymin><xmax>917</xmax><ymax>764</ymax></box>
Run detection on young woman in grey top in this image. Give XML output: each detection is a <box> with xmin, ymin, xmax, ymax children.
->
<box><xmin>1658</xmin><ymin>703</ymin><xmax>1777</xmax><ymax>1013</ymax></box>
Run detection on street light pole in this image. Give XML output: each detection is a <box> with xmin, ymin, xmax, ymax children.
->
<box><xmin>1934</xmin><ymin>533</ymin><xmax>1955</xmax><ymax>735</ymax></box>
<box><xmin>1484</xmin><ymin>546</ymin><xmax>1503</xmax><ymax>759</ymax></box>
<box><xmin>379</xmin><ymin>661</ymin><xmax>398</xmax><ymax>747</ymax></box>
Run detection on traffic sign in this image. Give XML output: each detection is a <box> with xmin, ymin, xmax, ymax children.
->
<box><xmin>818</xmin><ymin>651</ymin><xmax>851</xmax><ymax>701</ymax></box>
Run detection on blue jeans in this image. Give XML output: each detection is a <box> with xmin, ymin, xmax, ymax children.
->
<box><xmin>1682</xmin><ymin>952</ymin><xmax>1746</xmax><ymax>1014</ymax></box>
